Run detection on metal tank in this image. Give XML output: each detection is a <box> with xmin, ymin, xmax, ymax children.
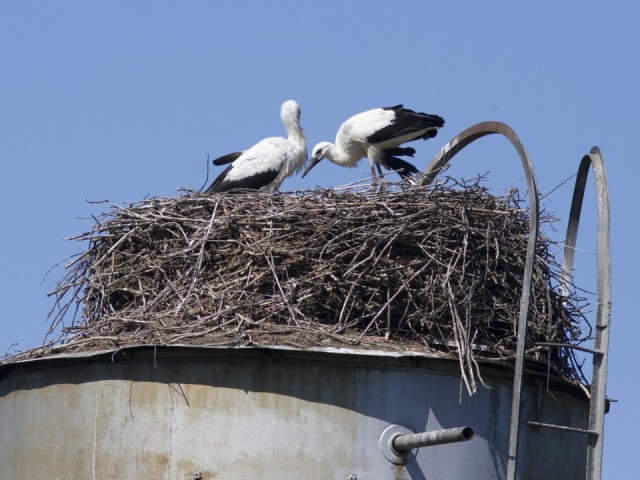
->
<box><xmin>0</xmin><ymin>345</ymin><xmax>589</xmax><ymax>479</ymax></box>
<box><xmin>0</xmin><ymin>127</ymin><xmax>610</xmax><ymax>480</ymax></box>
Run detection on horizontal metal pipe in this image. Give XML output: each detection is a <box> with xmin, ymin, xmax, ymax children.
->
<box><xmin>525</xmin><ymin>421</ymin><xmax>598</xmax><ymax>436</ymax></box>
<box><xmin>392</xmin><ymin>426</ymin><xmax>474</xmax><ymax>452</ymax></box>
<box><xmin>534</xmin><ymin>342</ymin><xmax>602</xmax><ymax>355</ymax></box>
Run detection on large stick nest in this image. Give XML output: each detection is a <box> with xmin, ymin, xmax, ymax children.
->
<box><xmin>8</xmin><ymin>178</ymin><xmax>590</xmax><ymax>393</ymax></box>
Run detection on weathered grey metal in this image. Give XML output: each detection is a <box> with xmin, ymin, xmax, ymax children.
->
<box><xmin>556</xmin><ymin>147</ymin><xmax>611</xmax><ymax>480</ymax></box>
<box><xmin>379</xmin><ymin>424</ymin><xmax>417</xmax><ymax>465</ymax></box>
<box><xmin>417</xmin><ymin>121</ymin><xmax>540</xmax><ymax>480</ymax></box>
<box><xmin>0</xmin><ymin>346</ymin><xmax>590</xmax><ymax>479</ymax></box>
<box><xmin>392</xmin><ymin>426</ymin><xmax>474</xmax><ymax>451</ymax></box>
<box><xmin>378</xmin><ymin>425</ymin><xmax>473</xmax><ymax>467</ymax></box>
<box><xmin>420</xmin><ymin>127</ymin><xmax>613</xmax><ymax>480</ymax></box>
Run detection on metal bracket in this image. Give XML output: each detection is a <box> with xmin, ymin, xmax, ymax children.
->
<box><xmin>379</xmin><ymin>424</ymin><xmax>417</xmax><ymax>465</ymax></box>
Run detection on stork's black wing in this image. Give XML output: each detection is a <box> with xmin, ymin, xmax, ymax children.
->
<box><xmin>212</xmin><ymin>151</ymin><xmax>243</xmax><ymax>166</ymax></box>
<box><xmin>383</xmin><ymin>147</ymin><xmax>416</xmax><ymax>157</ymax></box>
<box><xmin>381</xmin><ymin>151</ymin><xmax>420</xmax><ymax>180</ymax></box>
<box><xmin>366</xmin><ymin>106</ymin><xmax>444</xmax><ymax>144</ymax></box>
<box><xmin>205</xmin><ymin>164</ymin><xmax>280</xmax><ymax>193</ymax></box>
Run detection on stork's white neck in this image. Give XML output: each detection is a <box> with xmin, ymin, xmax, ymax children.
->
<box><xmin>285</xmin><ymin>123</ymin><xmax>305</xmax><ymax>146</ymax></box>
<box><xmin>280</xmin><ymin>100</ymin><xmax>305</xmax><ymax>147</ymax></box>
<box><xmin>325</xmin><ymin>143</ymin><xmax>359</xmax><ymax>167</ymax></box>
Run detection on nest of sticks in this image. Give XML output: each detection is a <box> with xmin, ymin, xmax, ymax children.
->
<box><xmin>8</xmin><ymin>178</ymin><xmax>590</xmax><ymax>393</ymax></box>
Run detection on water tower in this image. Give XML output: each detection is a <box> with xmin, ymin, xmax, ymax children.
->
<box><xmin>0</xmin><ymin>123</ymin><xmax>611</xmax><ymax>479</ymax></box>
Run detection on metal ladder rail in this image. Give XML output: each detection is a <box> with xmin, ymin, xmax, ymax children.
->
<box><xmin>421</xmin><ymin>134</ymin><xmax>612</xmax><ymax>480</ymax></box>
<box><xmin>524</xmin><ymin>148</ymin><xmax>611</xmax><ymax>479</ymax></box>
<box><xmin>558</xmin><ymin>147</ymin><xmax>612</xmax><ymax>480</ymax></box>
<box><xmin>418</xmin><ymin>121</ymin><xmax>540</xmax><ymax>480</ymax></box>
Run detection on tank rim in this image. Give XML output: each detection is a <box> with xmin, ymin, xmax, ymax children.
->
<box><xmin>0</xmin><ymin>344</ymin><xmax>589</xmax><ymax>402</ymax></box>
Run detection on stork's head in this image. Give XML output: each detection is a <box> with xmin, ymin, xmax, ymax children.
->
<box><xmin>280</xmin><ymin>99</ymin><xmax>301</xmax><ymax>128</ymax></box>
<box><xmin>302</xmin><ymin>142</ymin><xmax>332</xmax><ymax>178</ymax></box>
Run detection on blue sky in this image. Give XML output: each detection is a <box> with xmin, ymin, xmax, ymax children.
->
<box><xmin>1</xmin><ymin>2</ymin><xmax>637</xmax><ymax>477</ymax></box>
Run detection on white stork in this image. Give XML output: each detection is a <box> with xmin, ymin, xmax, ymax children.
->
<box><xmin>302</xmin><ymin>105</ymin><xmax>444</xmax><ymax>188</ymax></box>
<box><xmin>205</xmin><ymin>100</ymin><xmax>307</xmax><ymax>193</ymax></box>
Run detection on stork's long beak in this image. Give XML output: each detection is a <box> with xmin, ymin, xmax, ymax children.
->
<box><xmin>301</xmin><ymin>154</ymin><xmax>323</xmax><ymax>178</ymax></box>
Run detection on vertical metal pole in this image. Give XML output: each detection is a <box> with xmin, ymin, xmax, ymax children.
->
<box><xmin>553</xmin><ymin>147</ymin><xmax>611</xmax><ymax>480</ymax></box>
<box><xmin>502</xmin><ymin>134</ymin><xmax>539</xmax><ymax>480</ymax></box>
<box><xmin>419</xmin><ymin>122</ymin><xmax>539</xmax><ymax>480</ymax></box>
<box><xmin>581</xmin><ymin>148</ymin><xmax>611</xmax><ymax>480</ymax></box>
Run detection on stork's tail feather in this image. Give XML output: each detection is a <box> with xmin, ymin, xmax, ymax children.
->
<box><xmin>421</xmin><ymin>128</ymin><xmax>439</xmax><ymax>140</ymax></box>
<box><xmin>382</xmin><ymin>153</ymin><xmax>420</xmax><ymax>180</ymax></box>
<box><xmin>383</xmin><ymin>147</ymin><xmax>416</xmax><ymax>157</ymax></box>
<box><xmin>416</xmin><ymin>113</ymin><xmax>444</xmax><ymax>141</ymax></box>
<box><xmin>212</xmin><ymin>151</ymin><xmax>243</xmax><ymax>166</ymax></box>
<box><xmin>420</xmin><ymin>113</ymin><xmax>445</xmax><ymax>128</ymax></box>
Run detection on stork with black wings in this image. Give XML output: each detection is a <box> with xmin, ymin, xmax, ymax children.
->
<box><xmin>206</xmin><ymin>100</ymin><xmax>307</xmax><ymax>193</ymax></box>
<box><xmin>302</xmin><ymin>105</ymin><xmax>444</xmax><ymax>189</ymax></box>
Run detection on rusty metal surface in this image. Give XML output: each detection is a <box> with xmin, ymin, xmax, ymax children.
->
<box><xmin>0</xmin><ymin>346</ymin><xmax>589</xmax><ymax>479</ymax></box>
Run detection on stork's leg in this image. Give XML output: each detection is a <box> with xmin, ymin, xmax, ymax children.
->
<box><xmin>368</xmin><ymin>148</ymin><xmax>388</xmax><ymax>192</ymax></box>
<box><xmin>370</xmin><ymin>164</ymin><xmax>378</xmax><ymax>191</ymax></box>
<box><xmin>375</xmin><ymin>163</ymin><xmax>387</xmax><ymax>192</ymax></box>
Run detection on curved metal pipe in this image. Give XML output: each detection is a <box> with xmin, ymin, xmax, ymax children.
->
<box><xmin>559</xmin><ymin>147</ymin><xmax>611</xmax><ymax>480</ymax></box>
<box><xmin>417</xmin><ymin>122</ymin><xmax>539</xmax><ymax>480</ymax></box>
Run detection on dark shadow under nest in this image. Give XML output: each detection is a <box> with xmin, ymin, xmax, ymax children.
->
<box><xmin>5</xmin><ymin>178</ymin><xmax>591</xmax><ymax>394</ymax></box>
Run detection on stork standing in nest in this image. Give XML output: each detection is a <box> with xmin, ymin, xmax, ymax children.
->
<box><xmin>206</xmin><ymin>100</ymin><xmax>307</xmax><ymax>193</ymax></box>
<box><xmin>302</xmin><ymin>105</ymin><xmax>444</xmax><ymax>189</ymax></box>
